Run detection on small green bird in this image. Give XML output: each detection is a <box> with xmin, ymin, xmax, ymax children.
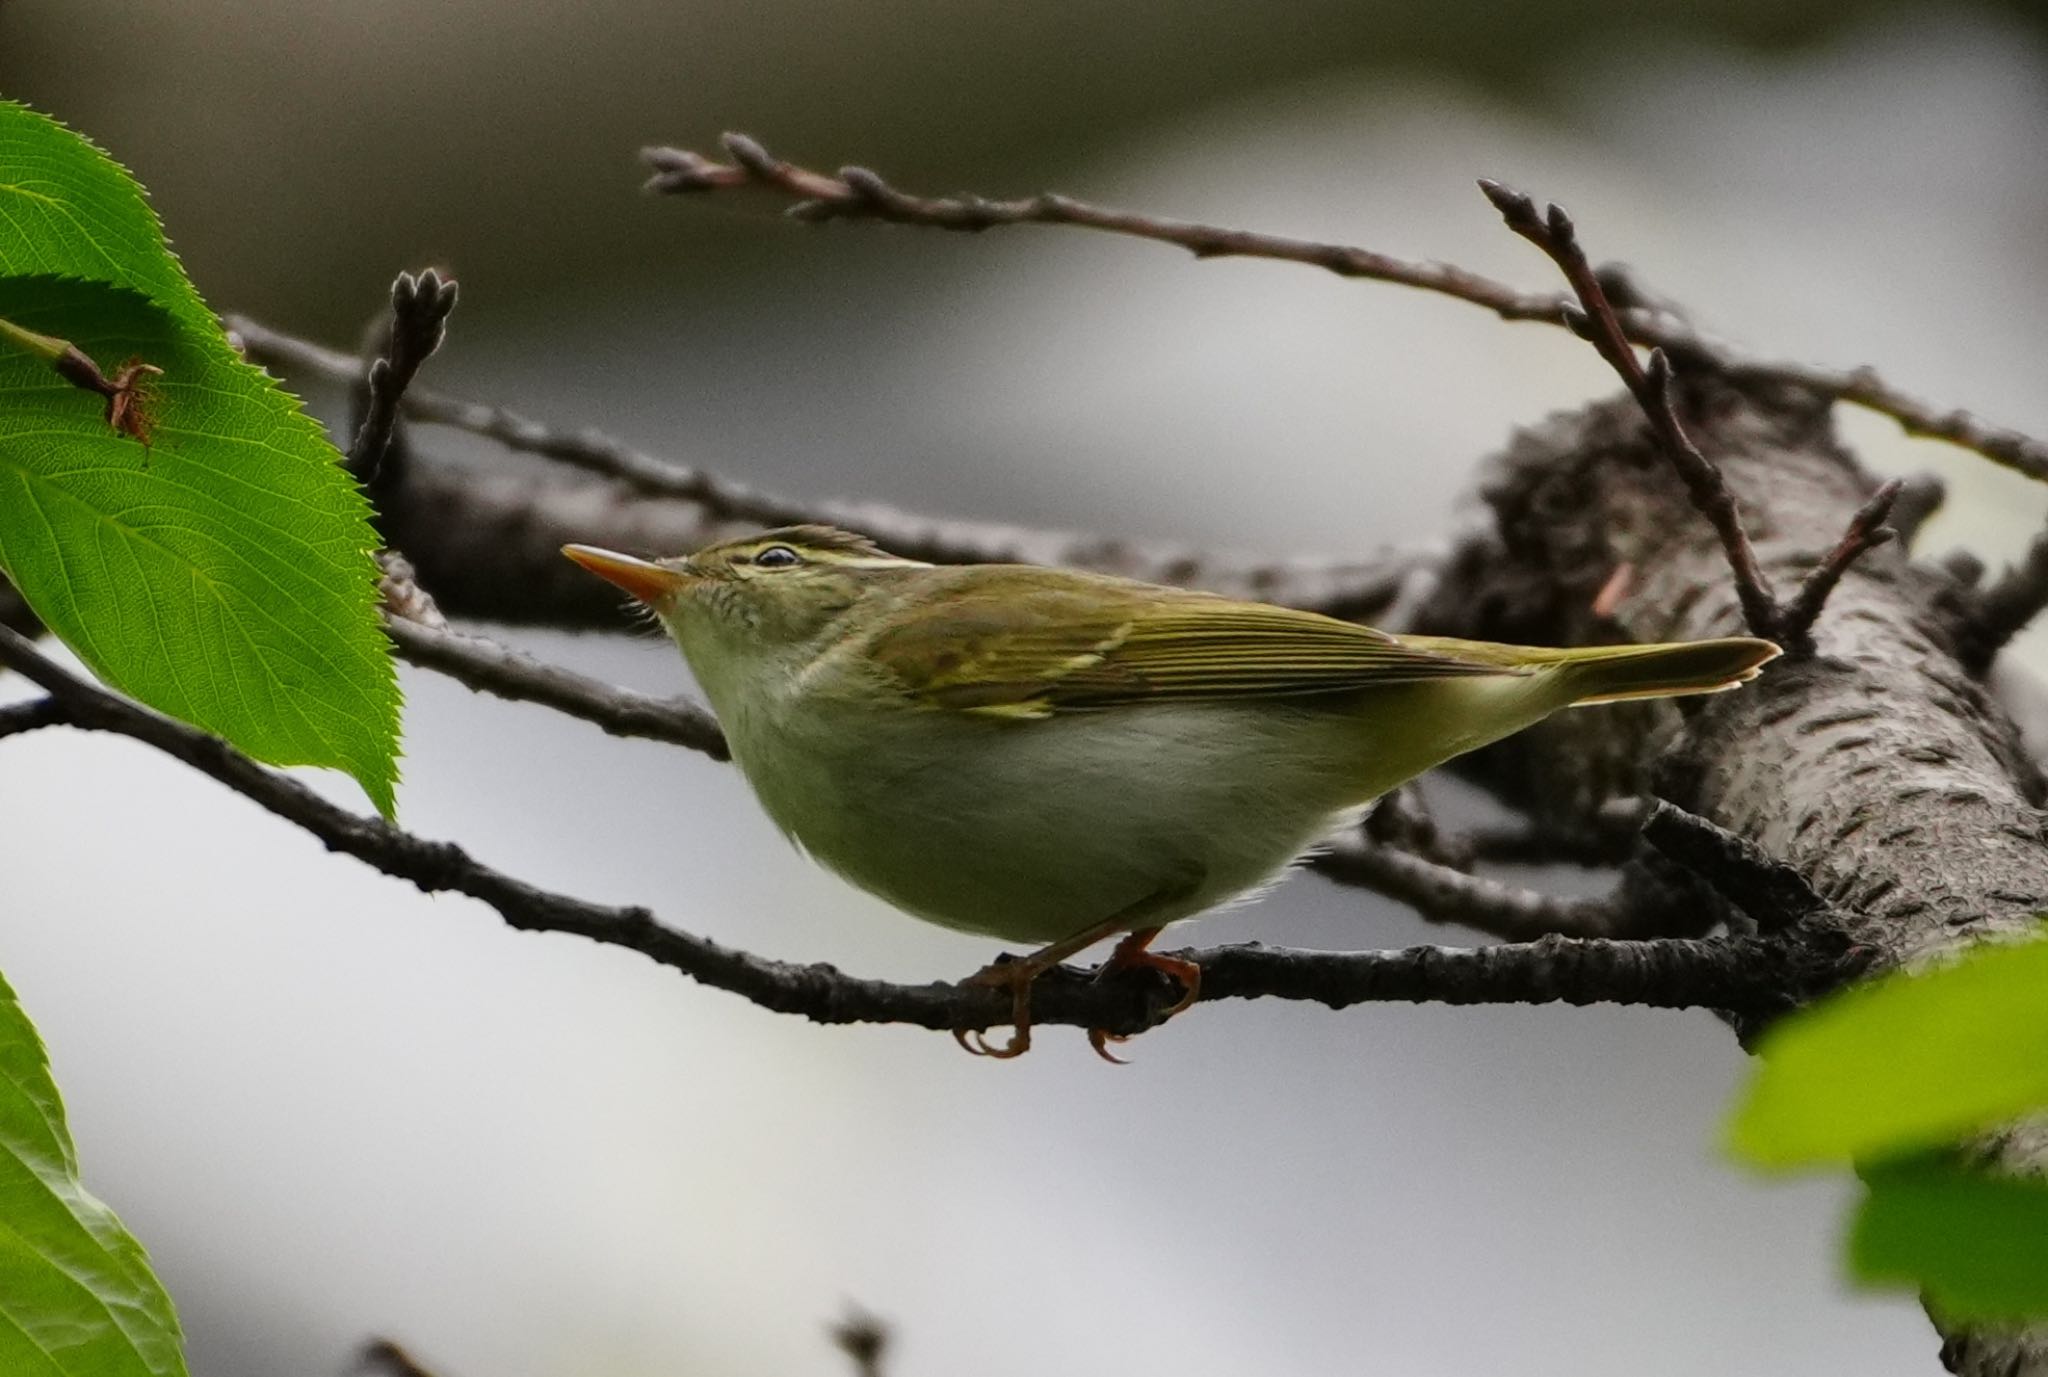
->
<box><xmin>565</xmin><ymin>527</ymin><xmax>1777</xmax><ymax>1060</ymax></box>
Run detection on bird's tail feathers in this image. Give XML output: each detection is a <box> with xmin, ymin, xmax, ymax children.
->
<box><xmin>1539</xmin><ymin>636</ymin><xmax>1782</xmax><ymax>706</ymax></box>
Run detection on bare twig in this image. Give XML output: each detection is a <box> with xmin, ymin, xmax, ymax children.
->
<box><xmin>0</xmin><ymin>696</ymin><xmax>61</xmax><ymax>740</ymax></box>
<box><xmin>1967</xmin><ymin>523</ymin><xmax>2048</xmax><ymax>672</ymax></box>
<box><xmin>384</xmin><ymin>613</ymin><xmax>730</xmax><ymax>759</ymax></box>
<box><xmin>1777</xmin><ymin>478</ymin><xmax>1902</xmax><ymax>654</ymax></box>
<box><xmin>0</xmin><ymin>623</ymin><xmax>1824</xmax><ymax>1035</ymax></box>
<box><xmin>232</xmin><ymin>311</ymin><xmax>825</xmax><ymax>520</ymax></box>
<box><xmin>1884</xmin><ymin>471</ymin><xmax>1946</xmax><ymax>548</ymax></box>
<box><xmin>640</xmin><ymin>135</ymin><xmax>2048</xmax><ymax>484</ymax></box>
<box><xmin>0</xmin><ymin>577</ymin><xmax>37</xmax><ymax>638</ymax></box>
<box><xmin>1478</xmin><ymin>181</ymin><xmax>1908</xmax><ymax>653</ymax></box>
<box><xmin>1316</xmin><ymin>833</ymin><xmax>1644</xmax><ymax>940</ymax></box>
<box><xmin>646</xmin><ymin>135</ymin><xmax>1569</xmax><ymax>316</ymax></box>
<box><xmin>1812</xmin><ymin>365</ymin><xmax>2048</xmax><ymax>484</ymax></box>
<box><xmin>1477</xmin><ymin>182</ymin><xmax>1781</xmax><ymax>640</ymax></box>
<box><xmin>373</xmin><ymin>549</ymin><xmax>728</xmax><ymax>756</ymax></box>
<box><xmin>227</xmin><ymin>313</ymin><xmax>1436</xmax><ymax>619</ymax></box>
<box><xmin>349</xmin><ymin>269</ymin><xmax>458</xmax><ymax>487</ymax></box>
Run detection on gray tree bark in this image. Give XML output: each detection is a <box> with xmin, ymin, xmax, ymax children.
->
<box><xmin>1411</xmin><ymin>372</ymin><xmax>2048</xmax><ymax>1374</ymax></box>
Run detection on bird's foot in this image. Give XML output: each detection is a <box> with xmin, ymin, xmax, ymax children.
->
<box><xmin>1086</xmin><ymin>927</ymin><xmax>1201</xmax><ymax>1065</ymax></box>
<box><xmin>952</xmin><ymin>958</ymin><xmax>1043</xmax><ymax>1059</ymax></box>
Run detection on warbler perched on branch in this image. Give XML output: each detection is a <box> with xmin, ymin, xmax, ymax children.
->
<box><xmin>566</xmin><ymin>527</ymin><xmax>1777</xmax><ymax>1060</ymax></box>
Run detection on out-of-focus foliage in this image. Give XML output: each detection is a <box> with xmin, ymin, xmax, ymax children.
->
<box><xmin>1729</xmin><ymin>928</ymin><xmax>2048</xmax><ymax>1318</ymax></box>
<box><xmin>1730</xmin><ymin>931</ymin><xmax>2048</xmax><ymax>1166</ymax></box>
<box><xmin>0</xmin><ymin>970</ymin><xmax>188</xmax><ymax>1376</ymax></box>
<box><xmin>1855</xmin><ymin>1158</ymin><xmax>2048</xmax><ymax>1324</ymax></box>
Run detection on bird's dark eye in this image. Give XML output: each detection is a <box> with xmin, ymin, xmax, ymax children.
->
<box><xmin>752</xmin><ymin>545</ymin><xmax>801</xmax><ymax>569</ymax></box>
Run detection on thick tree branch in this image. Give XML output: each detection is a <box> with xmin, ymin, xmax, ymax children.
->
<box><xmin>1638</xmin><ymin>800</ymin><xmax>1827</xmax><ymax>933</ymax></box>
<box><xmin>641</xmin><ymin>134</ymin><xmax>2048</xmax><ymax>484</ymax></box>
<box><xmin>0</xmin><ymin>624</ymin><xmax>1826</xmax><ymax>1035</ymax></box>
<box><xmin>1411</xmin><ymin>377</ymin><xmax>2048</xmax><ymax>1373</ymax></box>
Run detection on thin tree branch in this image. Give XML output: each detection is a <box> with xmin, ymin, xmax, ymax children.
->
<box><xmin>0</xmin><ymin>624</ymin><xmax>1822</xmax><ymax>1034</ymax></box>
<box><xmin>1316</xmin><ymin>834</ymin><xmax>1637</xmax><ymax>940</ymax></box>
<box><xmin>1362</xmin><ymin>785</ymin><xmax>1474</xmax><ymax>870</ymax></box>
<box><xmin>1776</xmin><ymin>478</ymin><xmax>1902</xmax><ymax>653</ymax></box>
<box><xmin>1967</xmin><ymin>522</ymin><xmax>2048</xmax><ymax>672</ymax></box>
<box><xmin>647</xmin><ymin>134</ymin><xmax>1572</xmax><ymax>315</ymax></box>
<box><xmin>233</xmin><ymin>313</ymin><xmax>826</xmax><ymax>521</ymax></box>
<box><xmin>1884</xmin><ymin>471</ymin><xmax>1947</xmax><ymax>548</ymax></box>
<box><xmin>349</xmin><ymin>269</ymin><xmax>457</xmax><ymax>487</ymax></box>
<box><xmin>1478</xmin><ymin>181</ymin><xmax>1907</xmax><ymax>654</ymax></box>
<box><xmin>375</xmin><ymin>535</ymin><xmax>729</xmax><ymax>758</ymax></box>
<box><xmin>0</xmin><ymin>576</ymin><xmax>40</xmax><ymax>638</ymax></box>
<box><xmin>1478</xmin><ymin>182</ymin><xmax>1782</xmax><ymax>640</ymax></box>
<box><xmin>640</xmin><ymin>134</ymin><xmax>2048</xmax><ymax>484</ymax></box>
<box><xmin>1813</xmin><ymin>365</ymin><xmax>2048</xmax><ymax>485</ymax></box>
<box><xmin>383</xmin><ymin>613</ymin><xmax>730</xmax><ymax>760</ymax></box>
<box><xmin>0</xmin><ymin>695</ymin><xmax>61</xmax><ymax>740</ymax></box>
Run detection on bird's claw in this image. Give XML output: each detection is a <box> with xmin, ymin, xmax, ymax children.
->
<box><xmin>954</xmin><ymin>959</ymin><xmax>1039</xmax><ymax>1059</ymax></box>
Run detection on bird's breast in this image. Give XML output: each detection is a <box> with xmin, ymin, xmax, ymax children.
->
<box><xmin>718</xmin><ymin>695</ymin><xmax>1378</xmax><ymax>945</ymax></box>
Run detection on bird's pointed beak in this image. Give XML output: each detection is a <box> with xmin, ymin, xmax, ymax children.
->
<box><xmin>562</xmin><ymin>544</ymin><xmax>694</xmax><ymax>604</ymax></box>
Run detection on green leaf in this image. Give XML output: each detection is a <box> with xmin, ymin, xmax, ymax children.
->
<box><xmin>0</xmin><ymin>970</ymin><xmax>189</xmax><ymax>1376</ymax></box>
<box><xmin>1854</xmin><ymin>1157</ymin><xmax>2048</xmax><ymax>1323</ymax></box>
<box><xmin>1728</xmin><ymin>930</ymin><xmax>2048</xmax><ymax>1167</ymax></box>
<box><xmin>0</xmin><ymin>100</ymin><xmax>399</xmax><ymax>814</ymax></box>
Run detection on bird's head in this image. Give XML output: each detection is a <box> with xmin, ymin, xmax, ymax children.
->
<box><xmin>563</xmin><ymin>526</ymin><xmax>929</xmax><ymax>654</ymax></box>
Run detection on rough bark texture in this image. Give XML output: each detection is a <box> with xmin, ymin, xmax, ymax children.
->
<box><xmin>1415</xmin><ymin>373</ymin><xmax>2048</xmax><ymax>1374</ymax></box>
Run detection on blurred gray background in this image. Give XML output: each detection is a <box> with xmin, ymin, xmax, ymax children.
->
<box><xmin>5</xmin><ymin>2</ymin><xmax>2048</xmax><ymax>1373</ymax></box>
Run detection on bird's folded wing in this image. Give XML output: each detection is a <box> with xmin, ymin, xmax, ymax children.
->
<box><xmin>860</xmin><ymin>578</ymin><xmax>1522</xmax><ymax>718</ymax></box>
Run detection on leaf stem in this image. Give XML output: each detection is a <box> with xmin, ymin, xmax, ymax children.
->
<box><xmin>0</xmin><ymin>314</ymin><xmax>162</xmax><ymax>444</ymax></box>
<box><xmin>0</xmin><ymin>314</ymin><xmax>72</xmax><ymax>363</ymax></box>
